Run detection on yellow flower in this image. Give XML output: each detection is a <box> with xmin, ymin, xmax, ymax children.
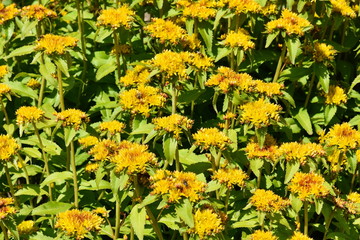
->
<box><xmin>16</xmin><ymin>106</ymin><xmax>45</xmax><ymax>125</ymax></box>
<box><xmin>153</xmin><ymin>114</ymin><xmax>193</xmax><ymax>139</ymax></box>
<box><xmin>119</xmin><ymin>65</ymin><xmax>151</xmax><ymax>87</ymax></box>
<box><xmin>347</xmin><ymin>192</ymin><xmax>360</xmax><ymax>204</ymax></box>
<box><xmin>0</xmin><ymin>65</ymin><xmax>8</xmax><ymax>78</ymax></box>
<box><xmin>55</xmin><ymin>209</ymin><xmax>103</xmax><ymax>240</ymax></box>
<box><xmin>225</xmin><ymin>0</ymin><xmax>262</xmax><ymax>14</ymax></box>
<box><xmin>0</xmin><ymin>135</ymin><xmax>19</xmax><ymax>161</ymax></box>
<box><xmin>150</xmin><ymin>50</ymin><xmax>191</xmax><ymax>78</ymax></box>
<box><xmin>84</xmin><ymin>162</ymin><xmax>100</xmax><ymax>173</ymax></box>
<box><xmin>54</xmin><ymin>109</ymin><xmax>89</xmax><ymax>130</ymax></box>
<box><xmin>21</xmin><ymin>4</ymin><xmax>57</xmax><ymax>20</ymax></box>
<box><xmin>289</xmin><ymin>231</ymin><xmax>313</xmax><ymax>240</ymax></box>
<box><xmin>92</xmin><ymin>207</ymin><xmax>109</xmax><ymax>218</ymax></box>
<box><xmin>261</xmin><ymin>4</ymin><xmax>278</xmax><ymax>16</ymax></box>
<box><xmin>26</xmin><ymin>79</ymin><xmax>41</xmax><ymax>89</ymax></box>
<box><xmin>193</xmin><ymin>128</ymin><xmax>231</xmax><ymax>150</ymax></box>
<box><xmin>0</xmin><ymin>4</ymin><xmax>20</xmax><ymax>25</ymax></box>
<box><xmin>99</xmin><ymin>120</ymin><xmax>125</xmax><ymax>135</ymax></box>
<box><xmin>190</xmin><ymin>208</ymin><xmax>224</xmax><ymax>239</ymax></box>
<box><xmin>330</xmin><ymin>0</ymin><xmax>356</xmax><ymax>18</ymax></box>
<box><xmin>110</xmin><ymin>141</ymin><xmax>156</xmax><ymax>174</ymax></box>
<box><xmin>278</xmin><ymin>142</ymin><xmax>325</xmax><ymax>165</ymax></box>
<box><xmin>266</xmin><ymin>9</ymin><xmax>311</xmax><ymax>36</ymax></box>
<box><xmin>176</xmin><ymin>0</ymin><xmax>217</xmax><ymax>20</ymax></box>
<box><xmin>313</xmin><ymin>43</ymin><xmax>337</xmax><ymax>62</ymax></box>
<box><xmin>144</xmin><ymin>18</ymin><xmax>187</xmax><ymax>44</ymax></box>
<box><xmin>324</xmin><ymin>85</ymin><xmax>347</xmax><ymax>105</ymax></box>
<box><xmin>250</xmin><ymin>230</ymin><xmax>278</xmax><ymax>240</ymax></box>
<box><xmin>119</xmin><ymin>85</ymin><xmax>165</xmax><ymax>117</ymax></box>
<box><xmin>288</xmin><ymin>172</ymin><xmax>329</xmax><ymax>201</ymax></box>
<box><xmin>250</xmin><ymin>189</ymin><xmax>290</xmax><ymax>212</ymax></box>
<box><xmin>187</xmin><ymin>52</ymin><xmax>214</xmax><ymax>71</ymax></box>
<box><xmin>239</xmin><ymin>98</ymin><xmax>282</xmax><ymax>128</ymax></box>
<box><xmin>17</xmin><ymin>220</ymin><xmax>37</xmax><ymax>235</ymax></box>
<box><xmin>150</xmin><ymin>170</ymin><xmax>207</xmax><ymax>202</ymax></box>
<box><xmin>221</xmin><ymin>29</ymin><xmax>255</xmax><ymax>50</ymax></box>
<box><xmin>206</xmin><ymin>67</ymin><xmax>255</xmax><ymax>94</ymax></box>
<box><xmin>320</xmin><ymin>122</ymin><xmax>360</xmax><ymax>151</ymax></box>
<box><xmin>78</xmin><ymin>136</ymin><xmax>99</xmax><ymax>148</ymax></box>
<box><xmin>245</xmin><ymin>134</ymin><xmax>279</xmax><ymax>161</ymax></box>
<box><xmin>88</xmin><ymin>139</ymin><xmax>120</xmax><ymax>161</ymax></box>
<box><xmin>253</xmin><ymin>80</ymin><xmax>284</xmax><ymax>97</ymax></box>
<box><xmin>0</xmin><ymin>83</ymin><xmax>11</xmax><ymax>96</ymax></box>
<box><xmin>0</xmin><ymin>198</ymin><xmax>16</xmax><ymax>219</ymax></box>
<box><xmin>97</xmin><ymin>5</ymin><xmax>135</xmax><ymax>29</ymax></box>
<box><xmin>212</xmin><ymin>168</ymin><xmax>248</xmax><ymax>188</ymax></box>
<box><xmin>35</xmin><ymin>34</ymin><xmax>78</xmax><ymax>54</ymax></box>
<box><xmin>111</xmin><ymin>44</ymin><xmax>132</xmax><ymax>55</ymax></box>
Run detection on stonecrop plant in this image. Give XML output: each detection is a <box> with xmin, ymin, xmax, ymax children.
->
<box><xmin>1</xmin><ymin>0</ymin><xmax>360</xmax><ymax>240</ymax></box>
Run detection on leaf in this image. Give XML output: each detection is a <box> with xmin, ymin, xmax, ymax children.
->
<box><xmin>314</xmin><ymin>63</ymin><xmax>330</xmax><ymax>93</ymax></box>
<box><xmin>285</xmin><ymin>37</ymin><xmax>301</xmax><ymax>64</ymax></box>
<box><xmin>285</xmin><ymin>161</ymin><xmax>300</xmax><ymax>184</ymax></box>
<box><xmin>178</xmin><ymin>89</ymin><xmax>206</xmax><ymax>103</ymax></box>
<box><xmin>139</xmin><ymin>195</ymin><xmax>158</xmax><ymax>208</ymax></box>
<box><xmin>6</xmin><ymin>45</ymin><xmax>35</xmax><ymax>59</ymax></box>
<box><xmin>130</xmin><ymin>204</ymin><xmax>147</xmax><ymax>240</ymax></box>
<box><xmin>1</xmin><ymin>218</ymin><xmax>19</xmax><ymax>240</ymax></box>
<box><xmin>159</xmin><ymin>213</ymin><xmax>180</xmax><ymax>230</ymax></box>
<box><xmin>290</xmin><ymin>194</ymin><xmax>303</xmax><ymax>213</ymax></box>
<box><xmin>54</xmin><ymin>58</ymin><xmax>70</xmax><ymax>77</ymax></box>
<box><xmin>32</xmin><ymin>202</ymin><xmax>72</xmax><ymax>215</ymax></box>
<box><xmin>348</xmin><ymin>74</ymin><xmax>360</xmax><ymax>94</ymax></box>
<box><xmin>349</xmin><ymin>115</ymin><xmax>360</xmax><ymax>126</ymax></box>
<box><xmin>265</xmin><ymin>32</ymin><xmax>279</xmax><ymax>48</ymax></box>
<box><xmin>5</xmin><ymin>82</ymin><xmax>38</xmax><ymax>99</ymax></box>
<box><xmin>294</xmin><ymin>107</ymin><xmax>313</xmax><ymax>135</ymax></box>
<box><xmin>163</xmin><ymin>136</ymin><xmax>177</xmax><ymax>166</ymax></box>
<box><xmin>282</xmin><ymin>91</ymin><xmax>296</xmax><ymax>107</ymax></box>
<box><xmin>324</xmin><ymin>105</ymin><xmax>337</xmax><ymax>126</ymax></box>
<box><xmin>175</xmin><ymin>199</ymin><xmax>194</xmax><ymax>228</ymax></box>
<box><xmin>250</xmin><ymin>158</ymin><xmax>264</xmax><ymax>178</ymax></box>
<box><xmin>96</xmin><ymin>62</ymin><xmax>117</xmax><ymax>81</ymax></box>
<box><xmin>215</xmin><ymin>47</ymin><xmax>231</xmax><ymax>62</ymax></box>
<box><xmin>40</xmin><ymin>171</ymin><xmax>73</xmax><ymax>187</ymax></box>
<box><xmin>64</xmin><ymin>127</ymin><xmax>77</xmax><ymax>147</ymax></box>
<box><xmin>255</xmin><ymin>127</ymin><xmax>267</xmax><ymax>149</ymax></box>
<box><xmin>15</xmin><ymin>185</ymin><xmax>47</xmax><ymax>196</ymax></box>
<box><xmin>198</xmin><ymin>25</ymin><xmax>213</xmax><ymax>55</ymax></box>
<box><xmin>213</xmin><ymin>8</ymin><xmax>228</xmax><ymax>30</ymax></box>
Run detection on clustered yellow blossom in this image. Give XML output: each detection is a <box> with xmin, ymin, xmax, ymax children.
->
<box><xmin>245</xmin><ymin>134</ymin><xmax>279</xmax><ymax>161</ymax></box>
<box><xmin>21</xmin><ymin>4</ymin><xmax>57</xmax><ymax>20</ymax></box>
<box><xmin>54</xmin><ymin>109</ymin><xmax>89</xmax><ymax>130</ymax></box>
<box><xmin>85</xmin><ymin>162</ymin><xmax>100</xmax><ymax>173</ymax></box>
<box><xmin>189</xmin><ymin>208</ymin><xmax>224</xmax><ymax>239</ymax></box>
<box><xmin>119</xmin><ymin>65</ymin><xmax>151</xmax><ymax>87</ymax></box>
<box><xmin>111</xmin><ymin>44</ymin><xmax>132</xmax><ymax>55</ymax></box>
<box><xmin>99</xmin><ymin>120</ymin><xmax>125</xmax><ymax>135</ymax></box>
<box><xmin>153</xmin><ymin>114</ymin><xmax>193</xmax><ymax>139</ymax></box>
<box><xmin>0</xmin><ymin>135</ymin><xmax>19</xmax><ymax>161</ymax></box>
<box><xmin>288</xmin><ymin>172</ymin><xmax>329</xmax><ymax>200</ymax></box>
<box><xmin>253</xmin><ymin>80</ymin><xmax>284</xmax><ymax>97</ymax></box>
<box><xmin>266</xmin><ymin>9</ymin><xmax>311</xmax><ymax>36</ymax></box>
<box><xmin>277</xmin><ymin>142</ymin><xmax>325</xmax><ymax>165</ymax></box>
<box><xmin>250</xmin><ymin>230</ymin><xmax>278</xmax><ymax>240</ymax></box>
<box><xmin>55</xmin><ymin>209</ymin><xmax>103</xmax><ymax>240</ymax></box>
<box><xmin>0</xmin><ymin>198</ymin><xmax>16</xmax><ymax>219</ymax></box>
<box><xmin>330</xmin><ymin>0</ymin><xmax>356</xmax><ymax>18</ymax></box>
<box><xmin>110</xmin><ymin>141</ymin><xmax>156</xmax><ymax>174</ymax></box>
<box><xmin>150</xmin><ymin>170</ymin><xmax>207</xmax><ymax>202</ymax></box>
<box><xmin>212</xmin><ymin>168</ymin><xmax>248</xmax><ymax>188</ymax></box>
<box><xmin>176</xmin><ymin>0</ymin><xmax>217</xmax><ymax>20</ymax></box>
<box><xmin>17</xmin><ymin>220</ymin><xmax>37</xmax><ymax>236</ymax></box>
<box><xmin>97</xmin><ymin>5</ymin><xmax>135</xmax><ymax>29</ymax></box>
<box><xmin>224</xmin><ymin>0</ymin><xmax>262</xmax><ymax>14</ymax></box>
<box><xmin>35</xmin><ymin>34</ymin><xmax>78</xmax><ymax>54</ymax></box>
<box><xmin>239</xmin><ymin>98</ymin><xmax>282</xmax><ymax>128</ymax></box>
<box><xmin>119</xmin><ymin>85</ymin><xmax>165</xmax><ymax>117</ymax></box>
<box><xmin>250</xmin><ymin>189</ymin><xmax>290</xmax><ymax>212</ymax></box>
<box><xmin>334</xmin><ymin>192</ymin><xmax>360</xmax><ymax>214</ymax></box>
<box><xmin>313</xmin><ymin>42</ymin><xmax>337</xmax><ymax>62</ymax></box>
<box><xmin>16</xmin><ymin>106</ymin><xmax>45</xmax><ymax>125</ymax></box>
<box><xmin>92</xmin><ymin>207</ymin><xmax>109</xmax><ymax>217</ymax></box>
<box><xmin>144</xmin><ymin>18</ymin><xmax>187</xmax><ymax>44</ymax></box>
<box><xmin>78</xmin><ymin>136</ymin><xmax>99</xmax><ymax>148</ymax></box>
<box><xmin>320</xmin><ymin>122</ymin><xmax>360</xmax><ymax>151</ymax></box>
<box><xmin>0</xmin><ymin>3</ymin><xmax>20</xmax><ymax>25</ymax></box>
<box><xmin>193</xmin><ymin>128</ymin><xmax>231</xmax><ymax>150</ymax></box>
<box><xmin>261</xmin><ymin>4</ymin><xmax>278</xmax><ymax>16</ymax></box>
<box><xmin>221</xmin><ymin>29</ymin><xmax>255</xmax><ymax>50</ymax></box>
<box><xmin>289</xmin><ymin>232</ymin><xmax>313</xmax><ymax>240</ymax></box>
<box><xmin>324</xmin><ymin>85</ymin><xmax>347</xmax><ymax>105</ymax></box>
<box><xmin>27</xmin><ymin>79</ymin><xmax>41</xmax><ymax>89</ymax></box>
<box><xmin>88</xmin><ymin>139</ymin><xmax>119</xmax><ymax>161</ymax></box>
<box><xmin>187</xmin><ymin>52</ymin><xmax>214</xmax><ymax>70</ymax></box>
<box><xmin>0</xmin><ymin>65</ymin><xmax>8</xmax><ymax>78</ymax></box>
<box><xmin>206</xmin><ymin>67</ymin><xmax>254</xmax><ymax>94</ymax></box>
<box><xmin>150</xmin><ymin>50</ymin><xmax>190</xmax><ymax>78</ymax></box>
<box><xmin>0</xmin><ymin>83</ymin><xmax>11</xmax><ymax>96</ymax></box>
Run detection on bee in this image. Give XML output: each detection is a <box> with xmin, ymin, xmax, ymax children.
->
<box><xmin>135</xmin><ymin>91</ymin><xmax>143</xmax><ymax>99</ymax></box>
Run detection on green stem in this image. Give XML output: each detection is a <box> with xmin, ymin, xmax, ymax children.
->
<box><xmin>4</xmin><ymin>163</ymin><xmax>18</xmax><ymax>208</ymax></box>
<box><xmin>37</xmin><ymin>75</ymin><xmax>46</xmax><ymax>107</ymax></box>
<box><xmin>350</xmin><ymin>163</ymin><xmax>358</xmax><ymax>192</ymax></box>
<box><xmin>172</xmin><ymin>82</ymin><xmax>177</xmax><ymax>114</ymax></box>
<box><xmin>304</xmin><ymin>201</ymin><xmax>309</xmax><ymax>236</ymax></box>
<box><xmin>323</xmin><ymin>209</ymin><xmax>335</xmax><ymax>240</ymax></box>
<box><xmin>224</xmin><ymin>189</ymin><xmax>230</xmax><ymax>212</ymax></box>
<box><xmin>0</xmin><ymin>221</ymin><xmax>9</xmax><ymax>240</ymax></box>
<box><xmin>0</xmin><ymin>98</ymin><xmax>9</xmax><ymax>125</ymax></box>
<box><xmin>76</xmin><ymin>0</ymin><xmax>88</xmax><ymax>86</ymax></box>
<box><xmin>57</xmin><ymin>67</ymin><xmax>65</xmax><ymax>111</ymax></box>
<box><xmin>113</xmin><ymin>30</ymin><xmax>122</xmax><ymax>79</ymax></box>
<box><xmin>70</xmin><ymin>141</ymin><xmax>79</xmax><ymax>208</ymax></box>
<box><xmin>114</xmin><ymin>198</ymin><xmax>121</xmax><ymax>240</ymax></box>
<box><xmin>17</xmin><ymin>154</ymin><xmax>30</xmax><ymax>185</ymax></box>
<box><xmin>175</xmin><ymin>145</ymin><xmax>180</xmax><ymax>171</ymax></box>
<box><xmin>182</xmin><ymin>231</ymin><xmax>189</xmax><ymax>240</ymax></box>
<box><xmin>304</xmin><ymin>71</ymin><xmax>316</xmax><ymax>108</ymax></box>
<box><xmin>273</xmin><ymin>45</ymin><xmax>286</xmax><ymax>82</ymax></box>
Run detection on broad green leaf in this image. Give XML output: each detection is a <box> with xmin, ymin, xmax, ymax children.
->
<box><xmin>64</xmin><ymin>127</ymin><xmax>77</xmax><ymax>147</ymax></box>
<box><xmin>6</xmin><ymin>82</ymin><xmax>38</xmax><ymax>99</ymax></box>
<box><xmin>281</xmin><ymin>91</ymin><xmax>296</xmax><ymax>107</ymax></box>
<box><xmin>40</xmin><ymin>171</ymin><xmax>73</xmax><ymax>187</ymax></box>
<box><xmin>96</xmin><ymin>62</ymin><xmax>117</xmax><ymax>81</ymax></box>
<box><xmin>139</xmin><ymin>195</ymin><xmax>158</xmax><ymax>208</ymax></box>
<box><xmin>178</xmin><ymin>89</ymin><xmax>206</xmax><ymax>103</ymax></box>
<box><xmin>348</xmin><ymin>74</ymin><xmax>360</xmax><ymax>94</ymax></box>
<box><xmin>213</xmin><ymin>8</ymin><xmax>228</xmax><ymax>30</ymax></box>
<box><xmin>324</xmin><ymin>105</ymin><xmax>337</xmax><ymax>125</ymax></box>
<box><xmin>198</xmin><ymin>25</ymin><xmax>213</xmax><ymax>55</ymax></box>
<box><xmin>215</xmin><ymin>47</ymin><xmax>231</xmax><ymax>62</ymax></box>
<box><xmin>175</xmin><ymin>199</ymin><xmax>194</xmax><ymax>228</ymax></box>
<box><xmin>130</xmin><ymin>204</ymin><xmax>147</xmax><ymax>240</ymax></box>
<box><xmin>15</xmin><ymin>185</ymin><xmax>47</xmax><ymax>196</ymax></box>
<box><xmin>159</xmin><ymin>213</ymin><xmax>180</xmax><ymax>230</ymax></box>
<box><xmin>285</xmin><ymin>161</ymin><xmax>300</xmax><ymax>184</ymax></box>
<box><xmin>163</xmin><ymin>136</ymin><xmax>177</xmax><ymax>166</ymax></box>
<box><xmin>255</xmin><ymin>127</ymin><xmax>267</xmax><ymax>149</ymax></box>
<box><xmin>32</xmin><ymin>202</ymin><xmax>72</xmax><ymax>215</ymax></box>
<box><xmin>2</xmin><ymin>218</ymin><xmax>19</xmax><ymax>240</ymax></box>
<box><xmin>314</xmin><ymin>63</ymin><xmax>330</xmax><ymax>93</ymax></box>
<box><xmin>294</xmin><ymin>107</ymin><xmax>313</xmax><ymax>135</ymax></box>
<box><xmin>6</xmin><ymin>45</ymin><xmax>35</xmax><ymax>59</ymax></box>
<box><xmin>290</xmin><ymin>194</ymin><xmax>303</xmax><ymax>213</ymax></box>
<box><xmin>265</xmin><ymin>32</ymin><xmax>279</xmax><ymax>48</ymax></box>
<box><xmin>131</xmin><ymin>122</ymin><xmax>155</xmax><ymax>135</ymax></box>
<box><xmin>315</xmin><ymin>198</ymin><xmax>324</xmax><ymax>215</ymax></box>
<box><xmin>250</xmin><ymin>158</ymin><xmax>263</xmax><ymax>178</ymax></box>
<box><xmin>206</xmin><ymin>180</ymin><xmax>221</xmax><ymax>193</ymax></box>
<box><xmin>54</xmin><ymin>58</ymin><xmax>70</xmax><ymax>77</ymax></box>
<box><xmin>22</xmin><ymin>147</ymin><xmax>42</xmax><ymax>159</ymax></box>
<box><xmin>349</xmin><ymin>115</ymin><xmax>360</xmax><ymax>126</ymax></box>
<box><xmin>285</xmin><ymin>37</ymin><xmax>301</xmax><ymax>64</ymax></box>
<box><xmin>156</xmin><ymin>0</ymin><xmax>163</xmax><ymax>9</ymax></box>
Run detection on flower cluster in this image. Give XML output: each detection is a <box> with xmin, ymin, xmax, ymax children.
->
<box><xmin>0</xmin><ymin>65</ymin><xmax>8</xmax><ymax>78</ymax></box>
<box><xmin>250</xmin><ymin>189</ymin><xmax>290</xmax><ymax>212</ymax></box>
<box><xmin>245</xmin><ymin>134</ymin><xmax>279</xmax><ymax>161</ymax></box>
<box><xmin>224</xmin><ymin>0</ymin><xmax>262</xmax><ymax>14</ymax></box>
<box><xmin>330</xmin><ymin>0</ymin><xmax>356</xmax><ymax>18</ymax></box>
<box><xmin>320</xmin><ymin>122</ymin><xmax>360</xmax><ymax>151</ymax></box>
<box><xmin>324</xmin><ymin>85</ymin><xmax>347</xmax><ymax>105</ymax></box>
<box><xmin>99</xmin><ymin>120</ymin><xmax>125</xmax><ymax>135</ymax></box>
<box><xmin>88</xmin><ymin>139</ymin><xmax>120</xmax><ymax>161</ymax></box>
<box><xmin>177</xmin><ymin>0</ymin><xmax>218</xmax><ymax>20</ymax></box>
<box><xmin>288</xmin><ymin>172</ymin><xmax>329</xmax><ymax>201</ymax></box>
<box><xmin>189</xmin><ymin>208</ymin><xmax>225</xmax><ymax>239</ymax></box>
<box><xmin>0</xmin><ymin>3</ymin><xmax>20</xmax><ymax>25</ymax></box>
<box><xmin>250</xmin><ymin>230</ymin><xmax>278</xmax><ymax>240</ymax></box>
<box><xmin>119</xmin><ymin>65</ymin><xmax>151</xmax><ymax>87</ymax></box>
<box><xmin>0</xmin><ymin>83</ymin><xmax>11</xmax><ymax>96</ymax></box>
<box><xmin>289</xmin><ymin>232</ymin><xmax>313</xmax><ymax>240</ymax></box>
<box><xmin>27</xmin><ymin>79</ymin><xmax>41</xmax><ymax>89</ymax></box>
<box><xmin>313</xmin><ymin>42</ymin><xmax>337</xmax><ymax>62</ymax></box>
<box><xmin>277</xmin><ymin>142</ymin><xmax>325</xmax><ymax>165</ymax></box>
<box><xmin>35</xmin><ymin>34</ymin><xmax>78</xmax><ymax>54</ymax></box>
<box><xmin>16</xmin><ymin>106</ymin><xmax>45</xmax><ymax>125</ymax></box>
<box><xmin>221</xmin><ymin>29</ymin><xmax>255</xmax><ymax>50</ymax></box>
<box><xmin>212</xmin><ymin>168</ymin><xmax>248</xmax><ymax>188</ymax></box>
<box><xmin>21</xmin><ymin>4</ymin><xmax>57</xmax><ymax>20</ymax></box>
<box><xmin>17</xmin><ymin>220</ymin><xmax>37</xmax><ymax>236</ymax></box>
<box><xmin>78</xmin><ymin>136</ymin><xmax>99</xmax><ymax>148</ymax></box>
<box><xmin>0</xmin><ymin>198</ymin><xmax>16</xmax><ymax>219</ymax></box>
<box><xmin>97</xmin><ymin>5</ymin><xmax>135</xmax><ymax>29</ymax></box>
<box><xmin>144</xmin><ymin>18</ymin><xmax>187</xmax><ymax>44</ymax></box>
<box><xmin>193</xmin><ymin>128</ymin><xmax>231</xmax><ymax>150</ymax></box>
<box><xmin>153</xmin><ymin>114</ymin><xmax>193</xmax><ymax>139</ymax></box>
<box><xmin>0</xmin><ymin>135</ymin><xmax>19</xmax><ymax>161</ymax></box>
<box><xmin>54</xmin><ymin>109</ymin><xmax>89</xmax><ymax>130</ymax></box>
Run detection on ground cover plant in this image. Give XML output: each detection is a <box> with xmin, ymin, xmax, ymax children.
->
<box><xmin>1</xmin><ymin>0</ymin><xmax>360</xmax><ymax>239</ymax></box>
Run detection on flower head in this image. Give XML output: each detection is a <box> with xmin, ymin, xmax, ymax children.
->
<box><xmin>99</xmin><ymin>120</ymin><xmax>125</xmax><ymax>135</ymax></box>
<box><xmin>27</xmin><ymin>79</ymin><xmax>41</xmax><ymax>89</ymax></box>
<box><xmin>0</xmin><ymin>198</ymin><xmax>16</xmax><ymax>219</ymax></box>
<box><xmin>250</xmin><ymin>189</ymin><xmax>290</xmax><ymax>212</ymax></box>
<box><xmin>324</xmin><ymin>85</ymin><xmax>347</xmax><ymax>105</ymax></box>
<box><xmin>253</xmin><ymin>80</ymin><xmax>284</xmax><ymax>97</ymax></box>
<box><xmin>16</xmin><ymin>106</ymin><xmax>45</xmax><ymax>125</ymax></box>
<box><xmin>0</xmin><ymin>4</ymin><xmax>20</xmax><ymax>25</ymax></box>
<box><xmin>21</xmin><ymin>4</ymin><xmax>57</xmax><ymax>20</ymax></box>
<box><xmin>97</xmin><ymin>6</ymin><xmax>135</xmax><ymax>29</ymax></box>
<box><xmin>212</xmin><ymin>168</ymin><xmax>248</xmax><ymax>188</ymax></box>
<box><xmin>85</xmin><ymin>162</ymin><xmax>100</xmax><ymax>173</ymax></box>
<box><xmin>239</xmin><ymin>98</ymin><xmax>282</xmax><ymax>128</ymax></box>
<box><xmin>150</xmin><ymin>170</ymin><xmax>207</xmax><ymax>202</ymax></box>
<box><xmin>35</xmin><ymin>34</ymin><xmax>78</xmax><ymax>54</ymax></box>
<box><xmin>250</xmin><ymin>230</ymin><xmax>278</xmax><ymax>240</ymax></box>
<box><xmin>0</xmin><ymin>135</ymin><xmax>19</xmax><ymax>161</ymax></box>
<box><xmin>153</xmin><ymin>114</ymin><xmax>193</xmax><ymax>139</ymax></box>
<box><xmin>189</xmin><ymin>208</ymin><xmax>225</xmax><ymax>239</ymax></box>
<box><xmin>288</xmin><ymin>172</ymin><xmax>329</xmax><ymax>201</ymax></box>
<box><xmin>150</xmin><ymin>50</ymin><xmax>191</xmax><ymax>78</ymax></box>
<box><xmin>245</xmin><ymin>134</ymin><xmax>279</xmax><ymax>162</ymax></box>
<box><xmin>221</xmin><ymin>29</ymin><xmax>255</xmax><ymax>50</ymax></box>
<box><xmin>88</xmin><ymin>139</ymin><xmax>120</xmax><ymax>161</ymax></box>
<box><xmin>313</xmin><ymin>43</ymin><xmax>337</xmax><ymax>62</ymax></box>
<box><xmin>144</xmin><ymin>18</ymin><xmax>187</xmax><ymax>44</ymax></box>
<box><xmin>18</xmin><ymin>220</ymin><xmax>37</xmax><ymax>236</ymax></box>
<box><xmin>320</xmin><ymin>123</ymin><xmax>360</xmax><ymax>151</ymax></box>
<box><xmin>176</xmin><ymin>0</ymin><xmax>217</xmax><ymax>20</ymax></box>
<box><xmin>54</xmin><ymin>109</ymin><xmax>89</xmax><ymax>130</ymax></box>
<box><xmin>289</xmin><ymin>231</ymin><xmax>313</xmax><ymax>240</ymax></box>
<box><xmin>119</xmin><ymin>85</ymin><xmax>165</xmax><ymax>117</ymax></box>
<box><xmin>55</xmin><ymin>209</ymin><xmax>103</xmax><ymax>240</ymax></box>
<box><xmin>0</xmin><ymin>65</ymin><xmax>8</xmax><ymax>78</ymax></box>
<box><xmin>225</xmin><ymin>0</ymin><xmax>262</xmax><ymax>14</ymax></box>
<box><xmin>193</xmin><ymin>128</ymin><xmax>231</xmax><ymax>150</ymax></box>
<box><xmin>330</xmin><ymin>0</ymin><xmax>356</xmax><ymax>18</ymax></box>
<box><xmin>119</xmin><ymin>65</ymin><xmax>151</xmax><ymax>87</ymax></box>
<box><xmin>187</xmin><ymin>52</ymin><xmax>213</xmax><ymax>70</ymax></box>
<box><xmin>78</xmin><ymin>136</ymin><xmax>99</xmax><ymax>148</ymax></box>
<box><xmin>278</xmin><ymin>142</ymin><xmax>326</xmax><ymax>165</ymax></box>
<box><xmin>0</xmin><ymin>83</ymin><xmax>11</xmax><ymax>97</ymax></box>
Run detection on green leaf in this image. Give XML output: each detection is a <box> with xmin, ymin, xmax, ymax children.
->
<box><xmin>215</xmin><ymin>47</ymin><xmax>231</xmax><ymax>62</ymax></box>
<box><xmin>96</xmin><ymin>62</ymin><xmax>117</xmax><ymax>81</ymax></box>
<box><xmin>285</xmin><ymin>161</ymin><xmax>300</xmax><ymax>184</ymax></box>
<box><xmin>32</xmin><ymin>202</ymin><xmax>72</xmax><ymax>215</ymax></box>
<box><xmin>40</xmin><ymin>171</ymin><xmax>73</xmax><ymax>187</ymax></box>
<box><xmin>314</xmin><ymin>63</ymin><xmax>330</xmax><ymax>93</ymax></box>
<box><xmin>249</xmin><ymin>158</ymin><xmax>264</xmax><ymax>178</ymax></box>
<box><xmin>15</xmin><ymin>185</ymin><xmax>47</xmax><ymax>196</ymax></box>
<box><xmin>2</xmin><ymin>218</ymin><xmax>19</xmax><ymax>240</ymax></box>
<box><xmin>198</xmin><ymin>25</ymin><xmax>213</xmax><ymax>55</ymax></box>
<box><xmin>163</xmin><ymin>136</ymin><xmax>177</xmax><ymax>166</ymax></box>
<box><xmin>213</xmin><ymin>8</ymin><xmax>228</xmax><ymax>30</ymax></box>
<box><xmin>156</xmin><ymin>0</ymin><xmax>163</xmax><ymax>9</ymax></box>
<box><xmin>175</xmin><ymin>199</ymin><xmax>194</xmax><ymax>228</ymax></box>
<box><xmin>324</xmin><ymin>105</ymin><xmax>337</xmax><ymax>126</ymax></box>
<box><xmin>290</xmin><ymin>194</ymin><xmax>303</xmax><ymax>213</ymax></box>
<box><xmin>54</xmin><ymin>58</ymin><xmax>70</xmax><ymax>77</ymax></box>
<box><xmin>6</xmin><ymin>82</ymin><xmax>38</xmax><ymax>99</ymax></box>
<box><xmin>265</xmin><ymin>32</ymin><xmax>279</xmax><ymax>48</ymax></box>
<box><xmin>285</xmin><ymin>37</ymin><xmax>301</xmax><ymax>64</ymax></box>
<box><xmin>130</xmin><ymin>204</ymin><xmax>147</xmax><ymax>240</ymax></box>
<box><xmin>64</xmin><ymin>127</ymin><xmax>77</xmax><ymax>147</ymax></box>
<box><xmin>178</xmin><ymin>89</ymin><xmax>206</xmax><ymax>103</ymax></box>
<box><xmin>281</xmin><ymin>91</ymin><xmax>296</xmax><ymax>107</ymax></box>
<box><xmin>294</xmin><ymin>107</ymin><xmax>313</xmax><ymax>135</ymax></box>
<box><xmin>349</xmin><ymin>74</ymin><xmax>360</xmax><ymax>94</ymax></box>
<box><xmin>255</xmin><ymin>127</ymin><xmax>267</xmax><ymax>149</ymax></box>
<box><xmin>139</xmin><ymin>195</ymin><xmax>158</xmax><ymax>208</ymax></box>
<box><xmin>6</xmin><ymin>45</ymin><xmax>35</xmax><ymax>59</ymax></box>
<box><xmin>159</xmin><ymin>213</ymin><xmax>180</xmax><ymax>230</ymax></box>
<box><xmin>349</xmin><ymin>115</ymin><xmax>360</xmax><ymax>126</ymax></box>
